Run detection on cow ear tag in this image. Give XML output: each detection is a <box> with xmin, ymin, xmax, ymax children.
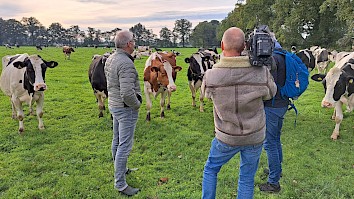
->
<box><xmin>318</xmin><ymin>77</ymin><xmax>323</xmax><ymax>81</ymax></box>
<box><xmin>349</xmin><ymin>79</ymin><xmax>354</xmax><ymax>84</ymax></box>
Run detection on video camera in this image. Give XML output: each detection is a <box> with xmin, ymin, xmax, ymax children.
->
<box><xmin>246</xmin><ymin>25</ymin><xmax>274</xmax><ymax>67</ymax></box>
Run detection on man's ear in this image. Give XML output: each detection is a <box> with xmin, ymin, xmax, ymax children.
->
<box><xmin>221</xmin><ymin>41</ymin><xmax>225</xmax><ymax>51</ymax></box>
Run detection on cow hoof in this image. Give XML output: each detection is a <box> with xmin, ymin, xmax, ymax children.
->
<box><xmin>331</xmin><ymin>134</ymin><xmax>339</xmax><ymax>140</ymax></box>
<box><xmin>98</xmin><ymin>113</ymin><xmax>103</xmax><ymax>118</ymax></box>
<box><xmin>200</xmin><ymin>109</ymin><xmax>204</xmax><ymax>112</ymax></box>
<box><xmin>146</xmin><ymin>113</ymin><xmax>151</xmax><ymax>121</ymax></box>
<box><xmin>167</xmin><ymin>105</ymin><xmax>171</xmax><ymax>110</ymax></box>
<box><xmin>18</xmin><ymin>128</ymin><xmax>24</xmax><ymax>134</ymax></box>
<box><xmin>39</xmin><ymin>126</ymin><xmax>45</xmax><ymax>130</ymax></box>
<box><xmin>160</xmin><ymin>112</ymin><xmax>165</xmax><ymax>118</ymax></box>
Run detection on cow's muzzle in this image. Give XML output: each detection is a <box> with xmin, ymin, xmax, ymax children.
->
<box><xmin>168</xmin><ymin>85</ymin><xmax>176</xmax><ymax>92</ymax></box>
<box><xmin>35</xmin><ymin>83</ymin><xmax>47</xmax><ymax>91</ymax></box>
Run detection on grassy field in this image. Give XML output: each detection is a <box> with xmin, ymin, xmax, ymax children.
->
<box><xmin>0</xmin><ymin>46</ymin><xmax>352</xmax><ymax>199</ymax></box>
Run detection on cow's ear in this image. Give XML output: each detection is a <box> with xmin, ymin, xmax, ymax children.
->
<box><xmin>311</xmin><ymin>74</ymin><xmax>326</xmax><ymax>82</ymax></box>
<box><xmin>46</xmin><ymin>61</ymin><xmax>58</xmax><ymax>68</ymax></box>
<box><xmin>185</xmin><ymin>58</ymin><xmax>190</xmax><ymax>63</ymax></box>
<box><xmin>174</xmin><ymin>66</ymin><xmax>182</xmax><ymax>72</ymax></box>
<box><xmin>13</xmin><ymin>61</ymin><xmax>26</xmax><ymax>69</ymax></box>
<box><xmin>151</xmin><ymin>66</ymin><xmax>160</xmax><ymax>72</ymax></box>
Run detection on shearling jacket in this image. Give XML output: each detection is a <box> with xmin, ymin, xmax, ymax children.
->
<box><xmin>204</xmin><ymin>56</ymin><xmax>277</xmax><ymax>146</ymax></box>
<box><xmin>104</xmin><ymin>49</ymin><xmax>142</xmax><ymax>110</ymax></box>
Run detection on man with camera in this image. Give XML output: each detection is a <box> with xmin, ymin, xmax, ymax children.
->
<box><xmin>259</xmin><ymin>31</ymin><xmax>289</xmax><ymax>193</ymax></box>
<box><xmin>201</xmin><ymin>27</ymin><xmax>277</xmax><ymax>199</ymax></box>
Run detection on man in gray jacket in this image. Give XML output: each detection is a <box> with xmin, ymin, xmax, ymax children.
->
<box><xmin>105</xmin><ymin>30</ymin><xmax>142</xmax><ymax>196</ymax></box>
<box><xmin>201</xmin><ymin>27</ymin><xmax>277</xmax><ymax>199</ymax></box>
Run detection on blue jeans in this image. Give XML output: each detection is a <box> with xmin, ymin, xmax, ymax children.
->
<box><xmin>202</xmin><ymin>138</ymin><xmax>263</xmax><ymax>199</ymax></box>
<box><xmin>109</xmin><ymin>106</ymin><xmax>139</xmax><ymax>191</ymax></box>
<box><xmin>263</xmin><ymin>106</ymin><xmax>288</xmax><ymax>185</ymax></box>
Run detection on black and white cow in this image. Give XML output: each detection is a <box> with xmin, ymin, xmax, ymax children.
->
<box><xmin>296</xmin><ymin>49</ymin><xmax>315</xmax><ymax>72</ymax></box>
<box><xmin>0</xmin><ymin>54</ymin><xmax>58</xmax><ymax>133</ymax></box>
<box><xmin>185</xmin><ymin>49</ymin><xmax>218</xmax><ymax>112</ymax></box>
<box><xmin>312</xmin><ymin>47</ymin><xmax>329</xmax><ymax>73</ymax></box>
<box><xmin>311</xmin><ymin>52</ymin><xmax>354</xmax><ymax>140</ymax></box>
<box><xmin>88</xmin><ymin>53</ymin><xmax>110</xmax><ymax>117</ymax></box>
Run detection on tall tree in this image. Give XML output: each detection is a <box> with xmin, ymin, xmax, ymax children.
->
<box><xmin>190</xmin><ymin>20</ymin><xmax>220</xmax><ymax>48</ymax></box>
<box><xmin>320</xmin><ymin>0</ymin><xmax>354</xmax><ymax>50</ymax></box>
<box><xmin>173</xmin><ymin>19</ymin><xmax>192</xmax><ymax>47</ymax></box>
<box><xmin>67</xmin><ymin>25</ymin><xmax>81</xmax><ymax>46</ymax></box>
<box><xmin>21</xmin><ymin>17</ymin><xmax>42</xmax><ymax>45</ymax></box>
<box><xmin>130</xmin><ymin>23</ymin><xmax>145</xmax><ymax>46</ymax></box>
<box><xmin>47</xmin><ymin>22</ymin><xmax>66</xmax><ymax>45</ymax></box>
<box><xmin>159</xmin><ymin>27</ymin><xmax>172</xmax><ymax>47</ymax></box>
<box><xmin>1</xmin><ymin>19</ymin><xmax>26</xmax><ymax>45</ymax></box>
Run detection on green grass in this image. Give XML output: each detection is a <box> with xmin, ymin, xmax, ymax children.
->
<box><xmin>0</xmin><ymin>47</ymin><xmax>353</xmax><ymax>199</ymax></box>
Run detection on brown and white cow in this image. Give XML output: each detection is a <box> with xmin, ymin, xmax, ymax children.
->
<box><xmin>63</xmin><ymin>46</ymin><xmax>75</xmax><ymax>60</ymax></box>
<box><xmin>143</xmin><ymin>52</ymin><xmax>182</xmax><ymax>121</ymax></box>
<box><xmin>311</xmin><ymin>52</ymin><xmax>354</xmax><ymax>140</ymax></box>
<box><xmin>88</xmin><ymin>53</ymin><xmax>110</xmax><ymax>117</ymax></box>
<box><xmin>0</xmin><ymin>54</ymin><xmax>58</xmax><ymax>133</ymax></box>
<box><xmin>185</xmin><ymin>49</ymin><xmax>218</xmax><ymax>112</ymax></box>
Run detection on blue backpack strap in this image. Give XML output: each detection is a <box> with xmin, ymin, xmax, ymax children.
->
<box><xmin>287</xmin><ymin>99</ymin><xmax>298</xmax><ymax>127</ymax></box>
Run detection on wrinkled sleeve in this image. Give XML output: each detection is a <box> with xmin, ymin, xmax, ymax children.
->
<box><xmin>263</xmin><ymin>68</ymin><xmax>277</xmax><ymax>100</ymax></box>
<box><xmin>119</xmin><ymin>62</ymin><xmax>141</xmax><ymax>110</ymax></box>
<box><xmin>203</xmin><ymin>71</ymin><xmax>213</xmax><ymax>99</ymax></box>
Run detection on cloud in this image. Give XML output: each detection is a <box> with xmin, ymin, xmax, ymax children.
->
<box><xmin>0</xmin><ymin>3</ymin><xmax>25</xmax><ymax>18</ymax></box>
<box><xmin>75</xmin><ymin>0</ymin><xmax>116</xmax><ymax>4</ymax></box>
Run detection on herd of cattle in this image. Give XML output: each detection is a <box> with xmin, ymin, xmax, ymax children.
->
<box><xmin>0</xmin><ymin>45</ymin><xmax>353</xmax><ymax>141</ymax></box>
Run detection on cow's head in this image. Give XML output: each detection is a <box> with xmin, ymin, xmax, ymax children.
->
<box><xmin>13</xmin><ymin>55</ymin><xmax>58</xmax><ymax>93</ymax></box>
<box><xmin>296</xmin><ymin>50</ymin><xmax>315</xmax><ymax>72</ymax></box>
<box><xmin>311</xmin><ymin>60</ymin><xmax>354</xmax><ymax>108</ymax></box>
<box><xmin>146</xmin><ymin>52</ymin><xmax>182</xmax><ymax>92</ymax></box>
<box><xmin>185</xmin><ymin>51</ymin><xmax>217</xmax><ymax>78</ymax></box>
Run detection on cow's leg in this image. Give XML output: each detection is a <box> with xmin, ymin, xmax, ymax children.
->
<box><xmin>194</xmin><ymin>80</ymin><xmax>204</xmax><ymax>112</ymax></box>
<box><xmin>188</xmin><ymin>81</ymin><xmax>196</xmax><ymax>107</ymax></box>
<box><xmin>144</xmin><ymin>85</ymin><xmax>152</xmax><ymax>121</ymax></box>
<box><xmin>166</xmin><ymin>91</ymin><xmax>171</xmax><ymax>110</ymax></box>
<box><xmin>331</xmin><ymin>103</ymin><xmax>343</xmax><ymax>140</ymax></box>
<box><xmin>12</xmin><ymin>96</ymin><xmax>24</xmax><ymax>133</ymax></box>
<box><xmin>36</xmin><ymin>94</ymin><xmax>45</xmax><ymax>130</ymax></box>
<box><xmin>95</xmin><ymin>91</ymin><xmax>105</xmax><ymax>117</ymax></box>
<box><xmin>160</xmin><ymin>91</ymin><xmax>167</xmax><ymax>118</ymax></box>
<box><xmin>11</xmin><ymin>100</ymin><xmax>16</xmax><ymax>119</ymax></box>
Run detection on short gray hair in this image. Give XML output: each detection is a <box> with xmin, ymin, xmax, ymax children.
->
<box><xmin>114</xmin><ymin>30</ymin><xmax>134</xmax><ymax>48</ymax></box>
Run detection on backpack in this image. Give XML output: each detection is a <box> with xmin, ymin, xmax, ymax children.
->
<box><xmin>274</xmin><ymin>49</ymin><xmax>309</xmax><ymax>100</ymax></box>
<box><xmin>274</xmin><ymin>49</ymin><xmax>309</xmax><ymax>126</ymax></box>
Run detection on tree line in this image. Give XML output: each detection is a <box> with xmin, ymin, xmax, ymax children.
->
<box><xmin>0</xmin><ymin>17</ymin><xmax>199</xmax><ymax>48</ymax></box>
<box><xmin>1</xmin><ymin>0</ymin><xmax>353</xmax><ymax>50</ymax></box>
<box><xmin>218</xmin><ymin>0</ymin><xmax>354</xmax><ymax>51</ymax></box>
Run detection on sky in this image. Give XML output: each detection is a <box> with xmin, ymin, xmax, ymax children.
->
<box><xmin>0</xmin><ymin>0</ymin><xmax>239</xmax><ymax>36</ymax></box>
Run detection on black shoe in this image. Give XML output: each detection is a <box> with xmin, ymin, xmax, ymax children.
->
<box><xmin>259</xmin><ymin>182</ymin><xmax>281</xmax><ymax>193</ymax></box>
<box><xmin>263</xmin><ymin>168</ymin><xmax>283</xmax><ymax>177</ymax></box>
<box><xmin>119</xmin><ymin>186</ymin><xmax>140</xmax><ymax>196</ymax></box>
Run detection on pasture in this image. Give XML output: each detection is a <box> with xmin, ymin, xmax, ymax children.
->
<box><xmin>0</xmin><ymin>46</ymin><xmax>352</xmax><ymax>199</ymax></box>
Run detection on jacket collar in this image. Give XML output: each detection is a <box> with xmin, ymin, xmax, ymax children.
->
<box><xmin>213</xmin><ymin>56</ymin><xmax>252</xmax><ymax>68</ymax></box>
<box><xmin>115</xmin><ymin>48</ymin><xmax>135</xmax><ymax>62</ymax></box>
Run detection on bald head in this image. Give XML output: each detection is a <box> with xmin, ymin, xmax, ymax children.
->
<box><xmin>222</xmin><ymin>27</ymin><xmax>245</xmax><ymax>55</ymax></box>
